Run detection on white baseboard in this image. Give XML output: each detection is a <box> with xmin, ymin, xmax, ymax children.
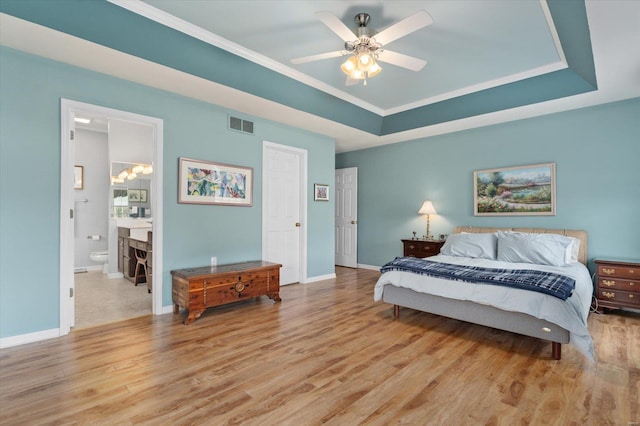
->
<box><xmin>75</xmin><ymin>265</ymin><xmax>103</xmax><ymax>272</ymax></box>
<box><xmin>0</xmin><ymin>328</ymin><xmax>61</xmax><ymax>349</ymax></box>
<box><xmin>357</xmin><ymin>263</ymin><xmax>381</xmax><ymax>271</ymax></box>
<box><xmin>107</xmin><ymin>272</ymin><xmax>124</xmax><ymax>279</ymax></box>
<box><xmin>301</xmin><ymin>273</ymin><xmax>337</xmax><ymax>284</ymax></box>
<box><xmin>159</xmin><ymin>305</ymin><xmax>175</xmax><ymax>315</ymax></box>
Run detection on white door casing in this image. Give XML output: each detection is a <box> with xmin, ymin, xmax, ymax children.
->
<box><xmin>262</xmin><ymin>142</ymin><xmax>307</xmax><ymax>285</ymax></box>
<box><xmin>59</xmin><ymin>99</ymin><xmax>164</xmax><ymax>336</ymax></box>
<box><xmin>335</xmin><ymin>167</ymin><xmax>358</xmax><ymax>268</ymax></box>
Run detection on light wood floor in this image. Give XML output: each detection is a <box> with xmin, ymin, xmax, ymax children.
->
<box><xmin>1</xmin><ymin>267</ymin><xmax>638</xmax><ymax>425</ymax></box>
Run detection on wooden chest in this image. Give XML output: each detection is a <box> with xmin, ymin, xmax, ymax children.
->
<box><xmin>171</xmin><ymin>261</ymin><xmax>282</xmax><ymax>324</ymax></box>
<box><xmin>594</xmin><ymin>258</ymin><xmax>640</xmax><ymax>311</ymax></box>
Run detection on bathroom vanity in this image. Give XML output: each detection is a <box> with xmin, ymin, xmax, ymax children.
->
<box><xmin>117</xmin><ymin>221</ymin><xmax>152</xmax><ymax>290</ymax></box>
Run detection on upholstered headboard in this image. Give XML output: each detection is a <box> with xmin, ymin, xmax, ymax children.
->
<box><xmin>453</xmin><ymin>226</ymin><xmax>588</xmax><ymax>266</ymax></box>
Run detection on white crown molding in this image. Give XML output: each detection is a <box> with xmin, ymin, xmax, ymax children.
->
<box><xmin>383</xmin><ymin>61</ymin><xmax>568</xmax><ymax>116</ymax></box>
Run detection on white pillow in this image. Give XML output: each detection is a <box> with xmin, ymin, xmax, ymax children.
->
<box><xmin>496</xmin><ymin>231</ymin><xmax>575</xmax><ymax>267</ymax></box>
<box><xmin>565</xmin><ymin>237</ymin><xmax>581</xmax><ymax>264</ymax></box>
<box><xmin>440</xmin><ymin>233</ymin><xmax>497</xmax><ymax>259</ymax></box>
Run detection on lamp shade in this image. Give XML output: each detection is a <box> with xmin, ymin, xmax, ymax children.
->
<box><xmin>418</xmin><ymin>201</ymin><xmax>437</xmax><ymax>215</ymax></box>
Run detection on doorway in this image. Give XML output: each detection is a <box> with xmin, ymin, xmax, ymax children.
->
<box><xmin>335</xmin><ymin>167</ymin><xmax>358</xmax><ymax>268</ymax></box>
<box><xmin>59</xmin><ymin>99</ymin><xmax>164</xmax><ymax>335</ymax></box>
<box><xmin>262</xmin><ymin>141</ymin><xmax>307</xmax><ymax>285</ymax></box>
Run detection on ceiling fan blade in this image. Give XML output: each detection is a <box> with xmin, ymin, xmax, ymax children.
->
<box><xmin>291</xmin><ymin>50</ymin><xmax>345</xmax><ymax>65</ymax></box>
<box><xmin>374</xmin><ymin>11</ymin><xmax>433</xmax><ymax>46</ymax></box>
<box><xmin>377</xmin><ymin>50</ymin><xmax>427</xmax><ymax>71</ymax></box>
<box><xmin>315</xmin><ymin>11</ymin><xmax>358</xmax><ymax>42</ymax></box>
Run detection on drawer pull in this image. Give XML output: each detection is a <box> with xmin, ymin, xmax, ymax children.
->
<box><xmin>602</xmin><ymin>280</ymin><xmax>616</xmax><ymax>287</ymax></box>
<box><xmin>602</xmin><ymin>268</ymin><xmax>616</xmax><ymax>275</ymax></box>
<box><xmin>630</xmin><ymin>294</ymin><xmax>635</xmax><ymax>299</ymax></box>
<box><xmin>602</xmin><ymin>291</ymin><xmax>615</xmax><ymax>299</ymax></box>
<box><xmin>409</xmin><ymin>245</ymin><xmax>415</xmax><ymax>250</ymax></box>
<box><xmin>630</xmin><ymin>269</ymin><xmax>635</xmax><ymax>274</ymax></box>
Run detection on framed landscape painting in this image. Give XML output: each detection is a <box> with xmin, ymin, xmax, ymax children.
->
<box><xmin>178</xmin><ymin>157</ymin><xmax>253</xmax><ymax>206</ymax></box>
<box><xmin>474</xmin><ymin>162</ymin><xmax>556</xmax><ymax>216</ymax></box>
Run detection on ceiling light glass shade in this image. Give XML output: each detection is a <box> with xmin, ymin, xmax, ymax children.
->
<box><xmin>111</xmin><ymin>176</ymin><xmax>125</xmax><ymax>184</ymax></box>
<box><xmin>127</xmin><ymin>172</ymin><xmax>137</xmax><ymax>180</ymax></box>
<box><xmin>142</xmin><ymin>165</ymin><xmax>153</xmax><ymax>174</ymax></box>
<box><xmin>118</xmin><ymin>170</ymin><xmax>129</xmax><ymax>179</ymax></box>
<box><xmin>357</xmin><ymin>53</ymin><xmax>372</xmax><ymax>71</ymax></box>
<box><xmin>368</xmin><ymin>62</ymin><xmax>382</xmax><ymax>77</ymax></box>
<box><xmin>340</xmin><ymin>56</ymin><xmax>357</xmax><ymax>75</ymax></box>
<box><xmin>132</xmin><ymin>164</ymin><xmax>144</xmax><ymax>174</ymax></box>
<box><xmin>74</xmin><ymin>117</ymin><xmax>91</xmax><ymax>124</ymax></box>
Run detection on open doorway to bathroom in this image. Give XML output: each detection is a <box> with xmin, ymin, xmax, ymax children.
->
<box><xmin>60</xmin><ymin>99</ymin><xmax>163</xmax><ymax>335</ymax></box>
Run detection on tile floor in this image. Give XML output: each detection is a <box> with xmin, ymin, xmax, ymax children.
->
<box><xmin>74</xmin><ymin>270</ymin><xmax>152</xmax><ymax>329</ymax></box>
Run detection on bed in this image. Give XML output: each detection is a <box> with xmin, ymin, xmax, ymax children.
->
<box><xmin>374</xmin><ymin>227</ymin><xmax>594</xmax><ymax>360</ymax></box>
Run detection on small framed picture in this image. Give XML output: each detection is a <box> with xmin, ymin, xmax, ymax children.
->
<box><xmin>314</xmin><ymin>183</ymin><xmax>329</xmax><ymax>201</ymax></box>
<box><xmin>74</xmin><ymin>165</ymin><xmax>84</xmax><ymax>190</ymax></box>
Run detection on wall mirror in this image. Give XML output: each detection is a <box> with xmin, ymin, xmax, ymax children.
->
<box><xmin>110</xmin><ymin>161</ymin><xmax>153</xmax><ymax>218</ymax></box>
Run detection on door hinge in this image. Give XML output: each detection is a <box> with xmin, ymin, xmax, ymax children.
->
<box><xmin>70</xmin><ymin>209</ymin><xmax>74</xmax><ymax>219</ymax></box>
<box><xmin>70</xmin><ymin>288</ymin><xmax>74</xmax><ymax>297</ymax></box>
<box><xmin>70</xmin><ymin>130</ymin><xmax>75</xmax><ymax>140</ymax></box>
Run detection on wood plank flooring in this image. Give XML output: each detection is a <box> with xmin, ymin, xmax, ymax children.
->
<box><xmin>1</xmin><ymin>267</ymin><xmax>638</xmax><ymax>425</ymax></box>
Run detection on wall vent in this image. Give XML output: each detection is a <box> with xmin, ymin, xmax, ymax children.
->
<box><xmin>228</xmin><ymin>116</ymin><xmax>254</xmax><ymax>135</ymax></box>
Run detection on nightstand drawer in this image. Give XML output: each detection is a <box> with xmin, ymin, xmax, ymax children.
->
<box><xmin>597</xmin><ymin>277</ymin><xmax>640</xmax><ymax>291</ymax></box>
<box><xmin>598</xmin><ymin>289</ymin><xmax>640</xmax><ymax>308</ymax></box>
<box><xmin>597</xmin><ymin>264</ymin><xmax>640</xmax><ymax>280</ymax></box>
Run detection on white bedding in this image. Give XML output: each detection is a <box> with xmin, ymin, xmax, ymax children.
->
<box><xmin>374</xmin><ymin>254</ymin><xmax>594</xmax><ymax>360</ymax></box>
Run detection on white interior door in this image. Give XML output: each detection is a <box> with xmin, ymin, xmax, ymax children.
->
<box><xmin>263</xmin><ymin>142</ymin><xmax>307</xmax><ymax>285</ymax></box>
<box><xmin>335</xmin><ymin>167</ymin><xmax>358</xmax><ymax>268</ymax></box>
<box><xmin>60</xmin><ymin>108</ymin><xmax>76</xmax><ymax>332</ymax></box>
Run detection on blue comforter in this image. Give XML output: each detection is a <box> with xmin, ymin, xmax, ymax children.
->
<box><xmin>380</xmin><ymin>257</ymin><xmax>575</xmax><ymax>300</ymax></box>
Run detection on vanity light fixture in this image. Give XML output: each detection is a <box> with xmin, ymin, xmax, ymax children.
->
<box><xmin>142</xmin><ymin>165</ymin><xmax>153</xmax><ymax>174</ymax></box>
<box><xmin>132</xmin><ymin>164</ymin><xmax>145</xmax><ymax>174</ymax></box>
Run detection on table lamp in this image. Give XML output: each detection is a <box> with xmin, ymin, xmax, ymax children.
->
<box><xmin>418</xmin><ymin>201</ymin><xmax>437</xmax><ymax>240</ymax></box>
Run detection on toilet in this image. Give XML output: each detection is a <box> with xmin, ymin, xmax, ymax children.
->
<box><xmin>89</xmin><ymin>251</ymin><xmax>109</xmax><ymax>273</ymax></box>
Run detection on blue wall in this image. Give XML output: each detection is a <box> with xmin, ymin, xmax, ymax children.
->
<box><xmin>336</xmin><ymin>98</ymin><xmax>640</xmax><ymax>269</ymax></box>
<box><xmin>0</xmin><ymin>47</ymin><xmax>335</xmax><ymax>339</ymax></box>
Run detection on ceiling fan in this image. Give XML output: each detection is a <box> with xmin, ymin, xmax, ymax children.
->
<box><xmin>291</xmin><ymin>10</ymin><xmax>433</xmax><ymax>86</ymax></box>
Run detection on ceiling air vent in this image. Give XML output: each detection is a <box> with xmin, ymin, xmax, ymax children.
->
<box><xmin>228</xmin><ymin>116</ymin><xmax>254</xmax><ymax>135</ymax></box>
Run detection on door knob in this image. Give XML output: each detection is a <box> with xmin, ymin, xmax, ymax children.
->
<box><xmin>295</xmin><ymin>222</ymin><xmax>301</xmax><ymax>227</ymax></box>
<box><xmin>351</xmin><ymin>220</ymin><xmax>357</xmax><ymax>224</ymax></box>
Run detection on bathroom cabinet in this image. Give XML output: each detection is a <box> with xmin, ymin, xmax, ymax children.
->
<box><xmin>117</xmin><ymin>227</ymin><xmax>129</xmax><ymax>274</ymax></box>
<box><xmin>118</xmin><ymin>226</ymin><xmax>152</xmax><ymax>287</ymax></box>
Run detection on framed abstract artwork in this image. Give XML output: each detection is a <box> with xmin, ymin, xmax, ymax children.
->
<box><xmin>314</xmin><ymin>183</ymin><xmax>329</xmax><ymax>201</ymax></box>
<box><xmin>474</xmin><ymin>162</ymin><xmax>556</xmax><ymax>216</ymax></box>
<box><xmin>178</xmin><ymin>157</ymin><xmax>253</xmax><ymax>206</ymax></box>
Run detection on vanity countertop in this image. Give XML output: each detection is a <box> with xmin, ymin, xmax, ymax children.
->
<box><xmin>116</xmin><ymin>218</ymin><xmax>152</xmax><ymax>229</ymax></box>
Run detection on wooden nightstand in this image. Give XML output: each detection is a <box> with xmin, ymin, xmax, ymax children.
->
<box><xmin>402</xmin><ymin>239</ymin><xmax>445</xmax><ymax>258</ymax></box>
<box><xmin>594</xmin><ymin>258</ymin><xmax>640</xmax><ymax>311</ymax></box>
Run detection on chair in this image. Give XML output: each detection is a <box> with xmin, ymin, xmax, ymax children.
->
<box><xmin>133</xmin><ymin>248</ymin><xmax>148</xmax><ymax>286</ymax></box>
